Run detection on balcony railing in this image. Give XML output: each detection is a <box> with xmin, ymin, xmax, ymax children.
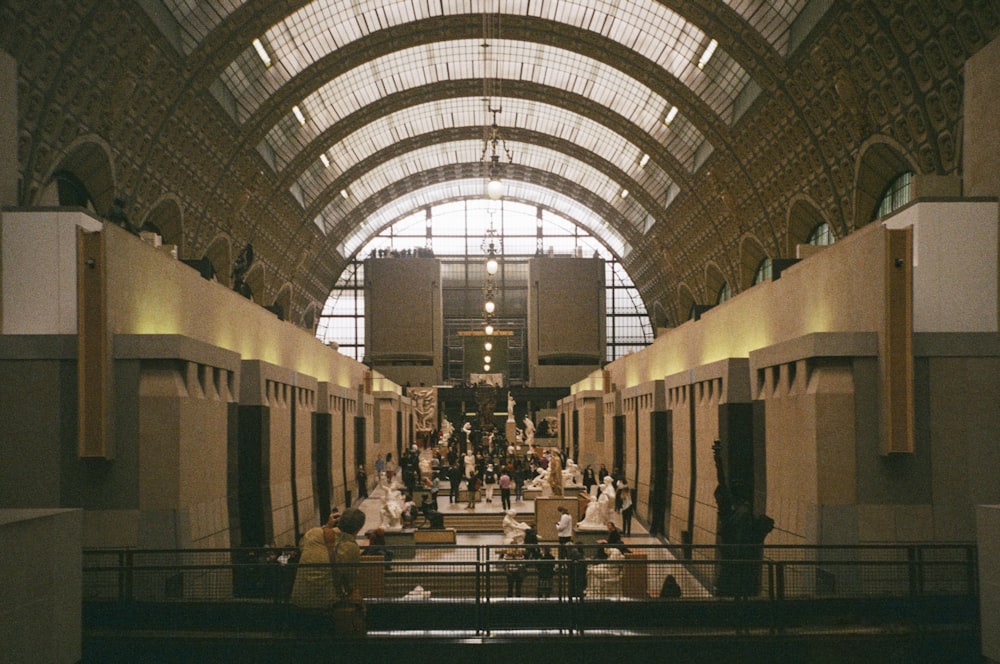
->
<box><xmin>82</xmin><ymin>543</ymin><xmax>978</xmax><ymax>637</ymax></box>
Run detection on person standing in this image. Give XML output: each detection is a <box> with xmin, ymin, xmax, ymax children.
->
<box><xmin>535</xmin><ymin>547</ymin><xmax>556</xmax><ymax>598</ymax></box>
<box><xmin>556</xmin><ymin>506</ymin><xmax>573</xmax><ymax>555</ymax></box>
<box><xmin>513</xmin><ymin>461</ymin><xmax>526</xmax><ymax>502</ymax></box>
<box><xmin>448</xmin><ymin>463</ymin><xmax>462</xmax><ymax>503</ymax></box>
<box><xmin>498</xmin><ymin>467</ymin><xmax>512</xmax><ymax>510</ymax></box>
<box><xmin>374</xmin><ymin>453</ymin><xmax>385</xmax><ymax>480</ymax></box>
<box><xmin>582</xmin><ymin>465</ymin><xmax>597</xmax><ymax>495</ymax></box>
<box><xmin>620</xmin><ymin>485</ymin><xmax>634</xmax><ymax>535</ymax></box>
<box><xmin>384</xmin><ymin>453</ymin><xmax>396</xmax><ymax>482</ymax></box>
<box><xmin>483</xmin><ymin>464</ymin><xmax>497</xmax><ymax>503</ymax></box>
<box><xmin>356</xmin><ymin>465</ymin><xmax>368</xmax><ymax>499</ymax></box>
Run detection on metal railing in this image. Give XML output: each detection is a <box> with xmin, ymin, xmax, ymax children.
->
<box><xmin>82</xmin><ymin>543</ymin><xmax>978</xmax><ymax>637</ymax></box>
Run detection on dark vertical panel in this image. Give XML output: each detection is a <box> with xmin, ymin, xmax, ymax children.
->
<box><xmin>352</xmin><ymin>416</ymin><xmax>365</xmax><ymax>508</ymax></box>
<box><xmin>650</xmin><ymin>410</ymin><xmax>671</xmax><ymax>536</ymax></box>
<box><xmin>752</xmin><ymin>399</ymin><xmax>767</xmax><ymax>518</ymax></box>
<box><xmin>313</xmin><ymin>412</ymin><xmax>333</xmax><ymax>524</ymax></box>
<box><xmin>396</xmin><ymin>410</ymin><xmax>403</xmax><ymax>459</ymax></box>
<box><xmin>718</xmin><ymin>402</ymin><xmax>755</xmax><ymax>506</ymax></box>
<box><xmin>236</xmin><ymin>405</ymin><xmax>271</xmax><ymax>547</ymax></box>
<box><xmin>572</xmin><ymin>410</ymin><xmax>579</xmax><ymax>460</ymax></box>
<box><xmin>613</xmin><ymin>415</ymin><xmax>625</xmax><ymax>477</ymax></box>
<box><xmin>290</xmin><ymin>389</ymin><xmax>299</xmax><ymax>540</ymax></box>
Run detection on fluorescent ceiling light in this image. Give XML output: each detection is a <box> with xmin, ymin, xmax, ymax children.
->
<box><xmin>698</xmin><ymin>39</ymin><xmax>718</xmax><ymax>69</ymax></box>
<box><xmin>252</xmin><ymin>38</ymin><xmax>271</xmax><ymax>67</ymax></box>
<box><xmin>620</xmin><ymin>189</ymin><xmax>629</xmax><ymax>199</ymax></box>
<box><xmin>320</xmin><ymin>154</ymin><xmax>330</xmax><ymax>168</ymax></box>
<box><xmin>664</xmin><ymin>106</ymin><xmax>678</xmax><ymax>126</ymax></box>
<box><xmin>639</xmin><ymin>153</ymin><xmax>650</xmax><ymax>168</ymax></box>
<box><xmin>340</xmin><ymin>189</ymin><xmax>349</xmax><ymax>199</ymax></box>
<box><xmin>292</xmin><ymin>105</ymin><xmax>306</xmax><ymax>125</ymax></box>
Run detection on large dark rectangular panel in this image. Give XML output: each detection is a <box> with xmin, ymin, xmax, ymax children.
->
<box><xmin>236</xmin><ymin>405</ymin><xmax>271</xmax><ymax>547</ymax></box>
<box><xmin>649</xmin><ymin>410</ymin><xmax>671</xmax><ymax>536</ymax></box>
<box><xmin>313</xmin><ymin>412</ymin><xmax>333</xmax><ymax>524</ymax></box>
<box><xmin>718</xmin><ymin>402</ymin><xmax>754</xmax><ymax>505</ymax></box>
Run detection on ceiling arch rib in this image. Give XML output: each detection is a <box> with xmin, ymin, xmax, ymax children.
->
<box><xmin>292</xmin><ymin>97</ymin><xmax>676</xmax><ymax>211</ymax></box>
<box><xmin>222</xmin><ymin>3</ymin><xmax>744</xmax><ymax>124</ymax></box>
<box><xmin>173</xmin><ymin>1</ymin><xmax>792</xmax><ymax>97</ymax></box>
<box><xmin>308</xmin><ymin>137</ymin><xmax>658</xmax><ymax>239</ymax></box>
<box><xmin>274</xmin><ymin>79</ymin><xmax>694</xmax><ymax>194</ymax></box>
<box><xmin>258</xmin><ymin>38</ymin><xmax>711</xmax><ymax>174</ymax></box>
<box><xmin>337</xmin><ymin>179</ymin><xmax>631</xmax><ymax>259</ymax></box>
<box><xmin>233</xmin><ymin>16</ymin><xmax>737</xmax><ymax>150</ymax></box>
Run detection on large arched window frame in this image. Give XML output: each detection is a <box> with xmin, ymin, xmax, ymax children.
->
<box><xmin>316</xmin><ymin>199</ymin><xmax>652</xmax><ymax>375</ymax></box>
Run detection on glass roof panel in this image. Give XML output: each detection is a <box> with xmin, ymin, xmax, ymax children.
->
<box><xmin>314</xmin><ymin>139</ymin><xmax>652</xmax><ymax>239</ymax></box>
<box><xmin>259</xmin><ymin>39</ymin><xmax>706</xmax><ymax>172</ymax></box>
<box><xmin>720</xmin><ymin>0</ymin><xmax>813</xmax><ymax>55</ymax></box>
<box><xmin>160</xmin><ymin>0</ymin><xmax>246</xmax><ymax>54</ymax></box>
<box><xmin>222</xmin><ymin>7</ymin><xmax>744</xmax><ymax>124</ymax></box>
<box><xmin>291</xmin><ymin>96</ymin><xmax>674</xmax><ymax>207</ymax></box>
<box><xmin>335</xmin><ymin>178</ymin><xmax>629</xmax><ymax>259</ymax></box>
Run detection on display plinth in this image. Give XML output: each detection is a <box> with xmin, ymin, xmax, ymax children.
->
<box><xmin>534</xmin><ymin>496</ymin><xmax>579</xmax><ymax>541</ymax></box>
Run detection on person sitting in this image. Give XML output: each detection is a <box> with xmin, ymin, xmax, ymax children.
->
<box><xmin>659</xmin><ymin>574</ymin><xmax>682</xmax><ymax>599</ymax></box>
<box><xmin>362</xmin><ymin>527</ymin><xmax>393</xmax><ymax>569</ymax></box>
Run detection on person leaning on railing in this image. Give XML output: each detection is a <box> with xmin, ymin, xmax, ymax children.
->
<box><xmin>290</xmin><ymin>507</ymin><xmax>366</xmax><ymax>611</ymax></box>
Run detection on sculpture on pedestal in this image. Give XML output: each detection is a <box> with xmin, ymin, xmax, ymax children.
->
<box><xmin>548</xmin><ymin>451</ymin><xmax>565</xmax><ymax>497</ymax></box>
<box><xmin>713</xmin><ymin>439</ymin><xmax>774</xmax><ymax>598</ymax></box>
<box><xmin>502</xmin><ymin>509</ymin><xmax>531</xmax><ymax>544</ymax></box>
<box><xmin>577</xmin><ymin>494</ymin><xmax>604</xmax><ymax>529</ymax></box>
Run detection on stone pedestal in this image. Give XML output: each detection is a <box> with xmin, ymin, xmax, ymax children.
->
<box><xmin>383</xmin><ymin>529</ymin><xmax>415</xmax><ymax>558</ymax></box>
<box><xmin>506</xmin><ymin>420</ymin><xmax>517</xmax><ymax>442</ymax></box>
<box><xmin>534</xmin><ymin>496</ymin><xmax>579</xmax><ymax>542</ymax></box>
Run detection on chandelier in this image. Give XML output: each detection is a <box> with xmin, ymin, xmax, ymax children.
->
<box><xmin>481</xmin><ymin>213</ymin><xmax>502</xmax><ymax>357</ymax></box>
<box><xmin>480</xmin><ymin>4</ymin><xmax>512</xmax><ymax>200</ymax></box>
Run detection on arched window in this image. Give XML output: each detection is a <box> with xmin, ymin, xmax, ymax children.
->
<box><xmin>874</xmin><ymin>171</ymin><xmax>914</xmax><ymax>219</ymax></box>
<box><xmin>316</xmin><ymin>200</ymin><xmax>653</xmax><ymax>374</ymax></box>
<box><xmin>716</xmin><ymin>282</ymin><xmax>732</xmax><ymax>304</ymax></box>
<box><xmin>807</xmin><ymin>222</ymin><xmax>833</xmax><ymax>246</ymax></box>
<box><xmin>752</xmin><ymin>257</ymin><xmax>773</xmax><ymax>285</ymax></box>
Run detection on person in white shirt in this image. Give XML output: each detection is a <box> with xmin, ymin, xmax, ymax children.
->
<box><xmin>556</xmin><ymin>505</ymin><xmax>573</xmax><ymax>557</ymax></box>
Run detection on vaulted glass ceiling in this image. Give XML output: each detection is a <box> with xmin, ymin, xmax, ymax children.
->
<box><xmin>153</xmin><ymin>0</ymin><xmax>818</xmax><ymax>282</ymax></box>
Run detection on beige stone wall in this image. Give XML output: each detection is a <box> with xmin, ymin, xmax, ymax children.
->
<box><xmin>0</xmin><ymin>509</ymin><xmax>82</xmax><ymax>664</ymax></box>
<box><xmin>138</xmin><ymin>359</ymin><xmax>234</xmax><ymax>549</ymax></box>
<box><xmin>964</xmin><ymin>35</ymin><xmax>1000</xmax><ymax>198</ymax></box>
<box><xmin>582</xmin><ymin>204</ymin><xmax>1000</xmax><ymax>547</ymax></box>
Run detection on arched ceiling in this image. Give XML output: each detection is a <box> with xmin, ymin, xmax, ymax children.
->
<box><xmin>151</xmin><ymin>0</ymin><xmax>813</xmax><ymax>297</ymax></box>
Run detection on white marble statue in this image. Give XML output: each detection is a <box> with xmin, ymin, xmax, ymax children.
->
<box><xmin>597</xmin><ymin>476</ymin><xmax>616</xmax><ymax>524</ymax></box>
<box><xmin>440</xmin><ymin>416</ymin><xmax>454</xmax><ymax>444</ymax></box>
<box><xmin>528</xmin><ymin>465</ymin><xmax>549</xmax><ymax>489</ymax></box>
<box><xmin>523</xmin><ymin>416</ymin><xmax>535</xmax><ymax>445</ymax></box>
<box><xmin>502</xmin><ymin>509</ymin><xmax>531</xmax><ymax>544</ymax></box>
<box><xmin>577</xmin><ymin>493</ymin><xmax>604</xmax><ymax>529</ymax></box>
<box><xmin>507</xmin><ymin>391</ymin><xmax>516</xmax><ymax>422</ymax></box>
<box><xmin>463</xmin><ymin>450</ymin><xmax>476</xmax><ymax>479</ymax></box>
<box><xmin>563</xmin><ymin>458</ymin><xmax>582</xmax><ymax>486</ymax></box>
<box><xmin>380</xmin><ymin>487</ymin><xmax>404</xmax><ymax>530</ymax></box>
